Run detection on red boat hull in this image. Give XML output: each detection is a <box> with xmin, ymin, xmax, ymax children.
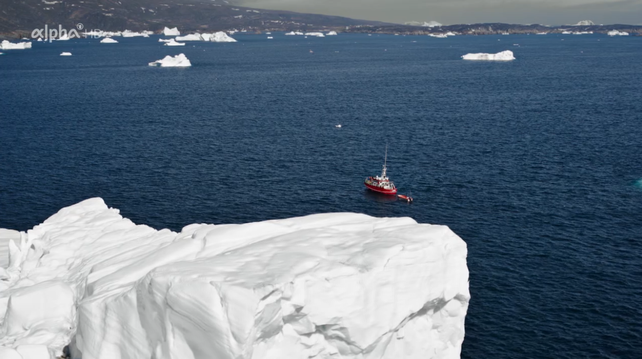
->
<box><xmin>365</xmin><ymin>182</ymin><xmax>397</xmax><ymax>195</ymax></box>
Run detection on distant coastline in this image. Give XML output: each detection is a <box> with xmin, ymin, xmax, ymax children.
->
<box><xmin>1</xmin><ymin>0</ymin><xmax>641</xmax><ymax>39</ymax></box>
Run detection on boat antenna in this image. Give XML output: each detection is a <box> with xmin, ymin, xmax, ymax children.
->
<box><xmin>382</xmin><ymin>144</ymin><xmax>388</xmax><ymax>178</ymax></box>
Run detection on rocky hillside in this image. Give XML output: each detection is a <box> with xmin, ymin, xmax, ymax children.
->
<box><xmin>0</xmin><ymin>0</ymin><xmax>388</xmax><ymax>37</ymax></box>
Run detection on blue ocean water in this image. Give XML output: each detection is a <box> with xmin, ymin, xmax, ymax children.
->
<box><xmin>1</xmin><ymin>33</ymin><xmax>641</xmax><ymax>358</ymax></box>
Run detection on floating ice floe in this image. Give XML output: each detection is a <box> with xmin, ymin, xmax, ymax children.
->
<box><xmin>60</xmin><ymin>52</ymin><xmax>72</xmax><ymax>56</ymax></box>
<box><xmin>305</xmin><ymin>32</ymin><xmax>325</xmax><ymax>37</ymax></box>
<box><xmin>164</xmin><ymin>39</ymin><xmax>185</xmax><ymax>46</ymax></box>
<box><xmin>462</xmin><ymin>50</ymin><xmax>515</xmax><ymax>61</ymax></box>
<box><xmin>175</xmin><ymin>31</ymin><xmax>237</xmax><ymax>42</ymax></box>
<box><xmin>0</xmin><ymin>198</ymin><xmax>470</xmax><ymax>359</ymax></box>
<box><xmin>327</xmin><ymin>31</ymin><xmax>338</xmax><ymax>36</ymax></box>
<box><xmin>158</xmin><ymin>38</ymin><xmax>172</xmax><ymax>43</ymax></box>
<box><xmin>267</xmin><ymin>36</ymin><xmax>273</xmax><ymax>39</ymax></box>
<box><xmin>536</xmin><ymin>32</ymin><xmax>548</xmax><ymax>35</ymax></box>
<box><xmin>285</xmin><ymin>31</ymin><xmax>304</xmax><ymax>36</ymax></box>
<box><xmin>148</xmin><ymin>53</ymin><xmax>191</xmax><ymax>67</ymax></box>
<box><xmin>0</xmin><ymin>40</ymin><xmax>32</xmax><ymax>50</ymax></box>
<box><xmin>163</xmin><ymin>26</ymin><xmax>180</xmax><ymax>36</ymax></box>
<box><xmin>607</xmin><ymin>30</ymin><xmax>629</xmax><ymax>36</ymax></box>
<box><xmin>100</xmin><ymin>37</ymin><xmax>118</xmax><ymax>44</ymax></box>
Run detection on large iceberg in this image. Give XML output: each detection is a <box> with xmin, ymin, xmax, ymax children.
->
<box><xmin>0</xmin><ymin>40</ymin><xmax>32</xmax><ymax>50</ymax></box>
<box><xmin>462</xmin><ymin>50</ymin><xmax>515</xmax><ymax>61</ymax></box>
<box><xmin>148</xmin><ymin>53</ymin><xmax>192</xmax><ymax>67</ymax></box>
<box><xmin>163</xmin><ymin>27</ymin><xmax>180</xmax><ymax>36</ymax></box>
<box><xmin>0</xmin><ymin>198</ymin><xmax>469</xmax><ymax>359</ymax></box>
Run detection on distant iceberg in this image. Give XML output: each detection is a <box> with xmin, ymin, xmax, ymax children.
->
<box><xmin>148</xmin><ymin>53</ymin><xmax>191</xmax><ymax>67</ymax></box>
<box><xmin>607</xmin><ymin>30</ymin><xmax>629</xmax><ymax>36</ymax></box>
<box><xmin>164</xmin><ymin>39</ymin><xmax>185</xmax><ymax>46</ymax></box>
<box><xmin>100</xmin><ymin>37</ymin><xmax>118</xmax><ymax>44</ymax></box>
<box><xmin>285</xmin><ymin>31</ymin><xmax>304</xmax><ymax>36</ymax></box>
<box><xmin>0</xmin><ymin>40</ymin><xmax>32</xmax><ymax>50</ymax></box>
<box><xmin>175</xmin><ymin>33</ymin><xmax>203</xmax><ymax>41</ymax></box>
<box><xmin>122</xmin><ymin>30</ymin><xmax>151</xmax><ymax>38</ymax></box>
<box><xmin>158</xmin><ymin>38</ymin><xmax>172</xmax><ymax>43</ymax></box>
<box><xmin>462</xmin><ymin>50</ymin><xmax>515</xmax><ymax>61</ymax></box>
<box><xmin>163</xmin><ymin>26</ymin><xmax>180</xmax><ymax>36</ymax></box>
<box><xmin>202</xmin><ymin>32</ymin><xmax>237</xmax><ymax>42</ymax></box>
<box><xmin>429</xmin><ymin>33</ymin><xmax>448</xmax><ymax>38</ymax></box>
<box><xmin>175</xmin><ymin>32</ymin><xmax>236</xmax><ymax>42</ymax></box>
<box><xmin>60</xmin><ymin>52</ymin><xmax>72</xmax><ymax>56</ymax></box>
<box><xmin>326</xmin><ymin>31</ymin><xmax>338</xmax><ymax>36</ymax></box>
<box><xmin>305</xmin><ymin>32</ymin><xmax>325</xmax><ymax>37</ymax></box>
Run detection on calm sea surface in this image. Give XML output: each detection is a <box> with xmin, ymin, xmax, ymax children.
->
<box><xmin>1</xmin><ymin>33</ymin><xmax>641</xmax><ymax>358</ymax></box>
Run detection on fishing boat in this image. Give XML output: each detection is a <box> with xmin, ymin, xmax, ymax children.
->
<box><xmin>364</xmin><ymin>147</ymin><xmax>397</xmax><ymax>195</ymax></box>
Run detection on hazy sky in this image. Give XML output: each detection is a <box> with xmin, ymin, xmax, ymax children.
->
<box><xmin>238</xmin><ymin>0</ymin><xmax>642</xmax><ymax>25</ymax></box>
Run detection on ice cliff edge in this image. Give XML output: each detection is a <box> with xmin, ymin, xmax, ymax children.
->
<box><xmin>0</xmin><ymin>198</ymin><xmax>469</xmax><ymax>359</ymax></box>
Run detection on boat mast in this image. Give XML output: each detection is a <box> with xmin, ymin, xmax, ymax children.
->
<box><xmin>381</xmin><ymin>144</ymin><xmax>388</xmax><ymax>178</ymax></box>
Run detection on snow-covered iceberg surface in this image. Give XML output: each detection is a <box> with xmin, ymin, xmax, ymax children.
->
<box><xmin>99</xmin><ymin>37</ymin><xmax>118</xmax><ymax>44</ymax></box>
<box><xmin>0</xmin><ymin>40</ymin><xmax>32</xmax><ymax>50</ymax></box>
<box><xmin>60</xmin><ymin>52</ymin><xmax>72</xmax><ymax>56</ymax></box>
<box><xmin>148</xmin><ymin>53</ymin><xmax>191</xmax><ymax>67</ymax></box>
<box><xmin>462</xmin><ymin>50</ymin><xmax>515</xmax><ymax>61</ymax></box>
<box><xmin>163</xmin><ymin>26</ymin><xmax>180</xmax><ymax>36</ymax></box>
<box><xmin>0</xmin><ymin>198</ymin><xmax>469</xmax><ymax>359</ymax></box>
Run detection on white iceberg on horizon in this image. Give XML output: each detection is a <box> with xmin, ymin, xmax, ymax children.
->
<box><xmin>163</xmin><ymin>39</ymin><xmax>185</xmax><ymax>46</ymax></box>
<box><xmin>462</xmin><ymin>50</ymin><xmax>515</xmax><ymax>61</ymax></box>
<box><xmin>158</xmin><ymin>38</ymin><xmax>172</xmax><ymax>42</ymax></box>
<box><xmin>285</xmin><ymin>31</ymin><xmax>304</xmax><ymax>36</ymax></box>
<box><xmin>175</xmin><ymin>32</ymin><xmax>236</xmax><ymax>42</ymax></box>
<box><xmin>326</xmin><ymin>30</ymin><xmax>338</xmax><ymax>36</ymax></box>
<box><xmin>100</xmin><ymin>37</ymin><xmax>118</xmax><ymax>43</ymax></box>
<box><xmin>60</xmin><ymin>52</ymin><xmax>72</xmax><ymax>56</ymax></box>
<box><xmin>0</xmin><ymin>198</ymin><xmax>470</xmax><ymax>359</ymax></box>
<box><xmin>1</xmin><ymin>40</ymin><xmax>32</xmax><ymax>50</ymax></box>
<box><xmin>607</xmin><ymin>30</ymin><xmax>629</xmax><ymax>36</ymax></box>
<box><xmin>148</xmin><ymin>53</ymin><xmax>191</xmax><ymax>67</ymax></box>
<box><xmin>163</xmin><ymin>26</ymin><xmax>180</xmax><ymax>36</ymax></box>
<box><xmin>305</xmin><ymin>32</ymin><xmax>325</xmax><ymax>37</ymax></box>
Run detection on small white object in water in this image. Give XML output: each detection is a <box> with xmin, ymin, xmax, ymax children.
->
<box><xmin>100</xmin><ymin>37</ymin><xmax>118</xmax><ymax>44</ymax></box>
<box><xmin>335</xmin><ymin>124</ymin><xmax>342</xmax><ymax>128</ymax></box>
<box><xmin>60</xmin><ymin>52</ymin><xmax>72</xmax><ymax>56</ymax></box>
<box><xmin>267</xmin><ymin>36</ymin><xmax>273</xmax><ymax>39</ymax></box>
